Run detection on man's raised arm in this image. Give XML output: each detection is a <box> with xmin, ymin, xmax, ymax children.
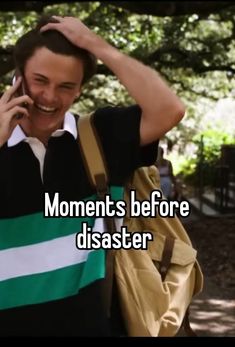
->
<box><xmin>41</xmin><ymin>16</ymin><xmax>185</xmax><ymax>145</ymax></box>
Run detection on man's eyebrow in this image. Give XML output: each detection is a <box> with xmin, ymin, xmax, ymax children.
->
<box><xmin>33</xmin><ymin>73</ymin><xmax>77</xmax><ymax>86</ymax></box>
<box><xmin>60</xmin><ymin>81</ymin><xmax>77</xmax><ymax>87</ymax></box>
<box><xmin>33</xmin><ymin>73</ymin><xmax>48</xmax><ymax>79</ymax></box>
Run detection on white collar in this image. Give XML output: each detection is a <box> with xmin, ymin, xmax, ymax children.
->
<box><xmin>8</xmin><ymin>111</ymin><xmax>78</xmax><ymax>147</ymax></box>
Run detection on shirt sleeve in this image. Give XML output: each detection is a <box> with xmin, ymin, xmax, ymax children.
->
<box><xmin>93</xmin><ymin>105</ymin><xmax>158</xmax><ymax>185</ymax></box>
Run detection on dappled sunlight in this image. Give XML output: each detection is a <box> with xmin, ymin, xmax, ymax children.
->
<box><xmin>193</xmin><ymin>309</ymin><xmax>225</xmax><ymax>319</ymax></box>
<box><xmin>208</xmin><ymin>299</ymin><xmax>235</xmax><ymax>308</ymax></box>
<box><xmin>183</xmin><ymin>216</ymin><xmax>235</xmax><ymax>336</ymax></box>
<box><xmin>190</xmin><ymin>297</ymin><xmax>235</xmax><ymax>336</ymax></box>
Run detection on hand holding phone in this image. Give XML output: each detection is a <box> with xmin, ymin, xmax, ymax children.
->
<box><xmin>0</xmin><ymin>73</ymin><xmax>33</xmax><ymax>147</ymax></box>
<box><xmin>13</xmin><ymin>70</ymin><xmax>29</xmax><ymax>119</ymax></box>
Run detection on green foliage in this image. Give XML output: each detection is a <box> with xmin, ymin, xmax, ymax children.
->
<box><xmin>195</xmin><ymin>129</ymin><xmax>234</xmax><ymax>162</ymax></box>
<box><xmin>0</xmin><ymin>12</ymin><xmax>38</xmax><ymax>46</ymax></box>
<box><xmin>71</xmin><ymin>75</ymin><xmax>133</xmax><ymax>114</ymax></box>
<box><xmin>1</xmin><ymin>2</ymin><xmax>235</xmax><ymax>163</ymax></box>
<box><xmin>178</xmin><ymin>129</ymin><xmax>235</xmax><ymax>186</ymax></box>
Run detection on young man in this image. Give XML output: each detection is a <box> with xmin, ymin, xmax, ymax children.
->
<box><xmin>0</xmin><ymin>16</ymin><xmax>185</xmax><ymax>336</ymax></box>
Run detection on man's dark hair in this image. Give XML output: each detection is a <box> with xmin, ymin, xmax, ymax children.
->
<box><xmin>13</xmin><ymin>15</ymin><xmax>97</xmax><ymax>85</ymax></box>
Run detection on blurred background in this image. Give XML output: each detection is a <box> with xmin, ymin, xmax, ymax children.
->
<box><xmin>0</xmin><ymin>1</ymin><xmax>234</xmax><ymax>336</ymax></box>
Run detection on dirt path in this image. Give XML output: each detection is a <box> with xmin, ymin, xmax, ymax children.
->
<box><xmin>190</xmin><ymin>277</ymin><xmax>235</xmax><ymax>336</ymax></box>
<box><xmin>182</xmin><ymin>214</ymin><xmax>235</xmax><ymax>336</ymax></box>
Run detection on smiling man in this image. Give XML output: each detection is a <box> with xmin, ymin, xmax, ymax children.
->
<box><xmin>0</xmin><ymin>15</ymin><xmax>185</xmax><ymax>336</ymax></box>
<box><xmin>19</xmin><ymin>48</ymin><xmax>84</xmax><ymax>143</ymax></box>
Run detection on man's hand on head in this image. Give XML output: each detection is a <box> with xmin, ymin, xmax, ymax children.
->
<box><xmin>40</xmin><ymin>16</ymin><xmax>98</xmax><ymax>51</ymax></box>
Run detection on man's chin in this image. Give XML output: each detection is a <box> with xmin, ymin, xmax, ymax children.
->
<box><xmin>31</xmin><ymin>118</ymin><xmax>62</xmax><ymax>133</ymax></box>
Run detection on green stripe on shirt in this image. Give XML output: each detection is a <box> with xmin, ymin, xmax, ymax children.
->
<box><xmin>0</xmin><ymin>187</ymin><xmax>123</xmax><ymax>250</ymax></box>
<box><xmin>0</xmin><ymin>186</ymin><xmax>123</xmax><ymax>310</ymax></box>
<box><xmin>0</xmin><ymin>249</ymin><xmax>104</xmax><ymax>310</ymax></box>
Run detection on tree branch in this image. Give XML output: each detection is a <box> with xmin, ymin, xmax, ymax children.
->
<box><xmin>106</xmin><ymin>2</ymin><xmax>235</xmax><ymax>17</ymax></box>
<box><xmin>0</xmin><ymin>1</ymin><xmax>234</xmax><ymax>17</ymax></box>
<box><xmin>161</xmin><ymin>74</ymin><xmax>221</xmax><ymax>101</ymax></box>
<box><xmin>145</xmin><ymin>46</ymin><xmax>235</xmax><ymax>75</ymax></box>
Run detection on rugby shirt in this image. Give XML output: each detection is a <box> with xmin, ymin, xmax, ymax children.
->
<box><xmin>0</xmin><ymin>105</ymin><xmax>157</xmax><ymax>336</ymax></box>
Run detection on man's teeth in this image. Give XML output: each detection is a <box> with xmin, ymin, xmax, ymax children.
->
<box><xmin>36</xmin><ymin>104</ymin><xmax>56</xmax><ymax>112</ymax></box>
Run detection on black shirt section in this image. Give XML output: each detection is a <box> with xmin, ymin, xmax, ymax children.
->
<box><xmin>0</xmin><ymin>105</ymin><xmax>157</xmax><ymax>218</ymax></box>
<box><xmin>0</xmin><ymin>105</ymin><xmax>157</xmax><ymax>336</ymax></box>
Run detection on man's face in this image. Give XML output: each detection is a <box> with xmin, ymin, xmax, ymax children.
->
<box><xmin>21</xmin><ymin>46</ymin><xmax>83</xmax><ymax>136</ymax></box>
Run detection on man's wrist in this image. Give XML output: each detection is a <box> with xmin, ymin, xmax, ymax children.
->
<box><xmin>77</xmin><ymin>32</ymin><xmax>101</xmax><ymax>53</ymax></box>
<box><xmin>82</xmin><ymin>34</ymin><xmax>112</xmax><ymax>59</ymax></box>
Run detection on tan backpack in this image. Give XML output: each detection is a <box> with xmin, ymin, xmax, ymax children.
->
<box><xmin>77</xmin><ymin>113</ymin><xmax>203</xmax><ymax>337</ymax></box>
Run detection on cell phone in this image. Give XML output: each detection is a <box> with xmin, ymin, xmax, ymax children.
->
<box><xmin>13</xmin><ymin>69</ymin><xmax>28</xmax><ymax>118</ymax></box>
<box><xmin>14</xmin><ymin>69</ymin><xmax>27</xmax><ymax>100</ymax></box>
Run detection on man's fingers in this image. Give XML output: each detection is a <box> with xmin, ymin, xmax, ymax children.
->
<box><xmin>40</xmin><ymin>19</ymin><xmax>61</xmax><ymax>33</ymax></box>
<box><xmin>5</xmin><ymin>95</ymin><xmax>34</xmax><ymax>111</ymax></box>
<box><xmin>8</xmin><ymin>105</ymin><xmax>29</xmax><ymax>120</ymax></box>
<box><xmin>40</xmin><ymin>23</ymin><xmax>55</xmax><ymax>32</ymax></box>
<box><xmin>0</xmin><ymin>77</ymin><xmax>22</xmax><ymax>104</ymax></box>
<box><xmin>52</xmin><ymin>15</ymin><xmax>63</xmax><ymax>21</ymax></box>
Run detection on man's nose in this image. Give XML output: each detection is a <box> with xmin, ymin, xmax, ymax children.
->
<box><xmin>41</xmin><ymin>87</ymin><xmax>57</xmax><ymax>104</ymax></box>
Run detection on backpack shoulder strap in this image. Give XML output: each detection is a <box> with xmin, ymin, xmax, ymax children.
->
<box><xmin>77</xmin><ymin>113</ymin><xmax>109</xmax><ymax>199</ymax></box>
<box><xmin>77</xmin><ymin>113</ymin><xmax>116</xmax><ymax>318</ymax></box>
